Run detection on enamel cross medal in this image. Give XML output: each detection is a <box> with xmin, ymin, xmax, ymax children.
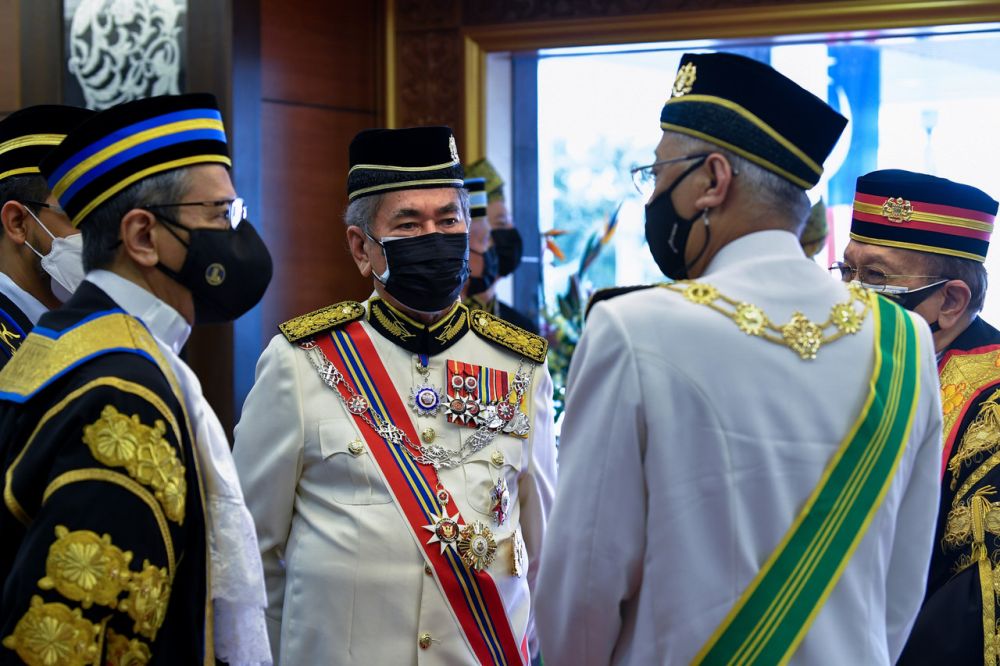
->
<box><xmin>490</xmin><ymin>476</ymin><xmax>510</xmax><ymax>526</ymax></box>
<box><xmin>422</xmin><ymin>488</ymin><xmax>461</xmax><ymax>554</ymax></box>
<box><xmin>409</xmin><ymin>354</ymin><xmax>445</xmax><ymax>417</ymax></box>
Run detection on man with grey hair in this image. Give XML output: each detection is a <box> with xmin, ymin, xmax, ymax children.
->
<box><xmin>537</xmin><ymin>52</ymin><xmax>942</xmax><ymax>665</ymax></box>
<box><xmin>234</xmin><ymin>126</ymin><xmax>556</xmax><ymax>665</ymax></box>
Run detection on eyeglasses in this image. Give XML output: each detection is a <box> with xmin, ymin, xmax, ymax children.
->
<box><xmin>20</xmin><ymin>200</ymin><xmax>69</xmax><ymax>217</ymax></box>
<box><xmin>629</xmin><ymin>154</ymin><xmax>709</xmax><ymax>199</ymax></box>
<box><xmin>144</xmin><ymin>197</ymin><xmax>247</xmax><ymax>229</ymax></box>
<box><xmin>829</xmin><ymin>261</ymin><xmax>948</xmax><ymax>290</ymax></box>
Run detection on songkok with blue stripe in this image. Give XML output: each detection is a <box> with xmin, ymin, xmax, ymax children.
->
<box><xmin>39</xmin><ymin>93</ymin><xmax>231</xmax><ymax>227</ymax></box>
<box><xmin>465</xmin><ymin>177</ymin><xmax>487</xmax><ymax>219</ymax></box>
<box><xmin>660</xmin><ymin>52</ymin><xmax>847</xmax><ymax>190</ymax></box>
<box><xmin>347</xmin><ymin>126</ymin><xmax>463</xmax><ymax>201</ymax></box>
<box><xmin>0</xmin><ymin>105</ymin><xmax>94</xmax><ymax>184</ymax></box>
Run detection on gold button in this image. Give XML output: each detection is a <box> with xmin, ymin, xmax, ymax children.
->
<box><xmin>421</xmin><ymin>428</ymin><xmax>436</xmax><ymax>443</ymax></box>
<box><xmin>347</xmin><ymin>439</ymin><xmax>365</xmax><ymax>456</ymax></box>
<box><xmin>424</xmin><ymin>563</ymin><xmax>433</xmax><ymax>576</ymax></box>
<box><xmin>491</xmin><ymin>451</ymin><xmax>504</xmax><ymax>467</ymax></box>
<box><xmin>418</xmin><ymin>632</ymin><xmax>432</xmax><ymax>649</ymax></box>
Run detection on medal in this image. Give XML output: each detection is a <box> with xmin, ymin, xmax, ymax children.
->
<box><xmin>458</xmin><ymin>521</ymin><xmax>497</xmax><ymax>571</ymax></box>
<box><xmin>511</xmin><ymin>528</ymin><xmax>525</xmax><ymax>578</ymax></box>
<box><xmin>410</xmin><ymin>354</ymin><xmax>445</xmax><ymax>417</ymax></box>
<box><xmin>422</xmin><ymin>510</ymin><xmax>462</xmax><ymax>554</ymax></box>
<box><xmin>490</xmin><ymin>476</ymin><xmax>510</xmax><ymax>526</ymax></box>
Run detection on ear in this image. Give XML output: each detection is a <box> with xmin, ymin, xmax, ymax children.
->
<box><xmin>693</xmin><ymin>153</ymin><xmax>735</xmax><ymax>211</ymax></box>
<box><xmin>119</xmin><ymin>208</ymin><xmax>160</xmax><ymax>268</ymax></box>
<box><xmin>1</xmin><ymin>200</ymin><xmax>32</xmax><ymax>245</ymax></box>
<box><xmin>346</xmin><ymin>225</ymin><xmax>372</xmax><ymax>278</ymax></box>
<box><xmin>937</xmin><ymin>279</ymin><xmax>973</xmax><ymax>330</ymax></box>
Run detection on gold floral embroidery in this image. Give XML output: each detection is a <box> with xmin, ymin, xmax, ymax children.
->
<box><xmin>38</xmin><ymin>526</ymin><xmax>133</xmax><ymax>609</ymax></box>
<box><xmin>278</xmin><ymin>301</ymin><xmax>365</xmax><ymax>343</ymax></box>
<box><xmin>943</xmin><ymin>382</ymin><xmax>970</xmax><ymax>415</ymax></box>
<box><xmin>0</xmin><ymin>321</ymin><xmax>21</xmax><ymax>353</ymax></box>
<box><xmin>950</xmin><ymin>389</ymin><xmax>1000</xmax><ymax>490</ymax></box>
<box><xmin>435</xmin><ymin>310</ymin><xmax>467</xmax><ymax>345</ymax></box>
<box><xmin>470</xmin><ymin>310</ymin><xmax>547</xmax><ymax>363</ymax></box>
<box><xmin>82</xmin><ymin>405</ymin><xmax>186</xmax><ymax>523</ymax></box>
<box><xmin>370</xmin><ymin>301</ymin><xmax>415</xmax><ymax>340</ymax></box>
<box><xmin>104</xmin><ymin>629</ymin><xmax>151</xmax><ymax>666</ymax></box>
<box><xmin>118</xmin><ymin>561</ymin><xmax>171</xmax><ymax>641</ymax></box>
<box><xmin>1</xmin><ymin>595</ymin><xmax>101</xmax><ymax>666</ymax></box>
<box><xmin>662</xmin><ymin>281</ymin><xmax>872</xmax><ymax>360</ymax></box>
<box><xmin>945</xmin><ymin>488</ymin><xmax>1000</xmax><ymax>550</ymax></box>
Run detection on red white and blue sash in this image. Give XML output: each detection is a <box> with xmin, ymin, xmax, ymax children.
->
<box><xmin>315</xmin><ymin>322</ymin><xmax>528</xmax><ymax>665</ymax></box>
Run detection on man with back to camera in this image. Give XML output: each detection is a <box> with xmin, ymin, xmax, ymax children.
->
<box><xmin>836</xmin><ymin>169</ymin><xmax>1000</xmax><ymax>665</ymax></box>
<box><xmin>233</xmin><ymin>126</ymin><xmax>556</xmax><ymax>664</ymax></box>
<box><xmin>535</xmin><ymin>52</ymin><xmax>943</xmax><ymax>665</ymax></box>
<box><xmin>0</xmin><ymin>93</ymin><xmax>273</xmax><ymax>665</ymax></box>
<box><xmin>0</xmin><ymin>105</ymin><xmax>94</xmax><ymax>368</ymax></box>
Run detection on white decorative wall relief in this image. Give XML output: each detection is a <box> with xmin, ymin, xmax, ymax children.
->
<box><xmin>64</xmin><ymin>0</ymin><xmax>187</xmax><ymax>110</ymax></box>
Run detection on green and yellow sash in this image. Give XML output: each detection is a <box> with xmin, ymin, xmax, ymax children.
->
<box><xmin>694</xmin><ymin>294</ymin><xmax>921</xmax><ymax>665</ymax></box>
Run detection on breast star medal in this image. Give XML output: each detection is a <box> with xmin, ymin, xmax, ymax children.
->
<box><xmin>511</xmin><ymin>528</ymin><xmax>525</xmax><ymax>578</ymax></box>
<box><xmin>490</xmin><ymin>476</ymin><xmax>510</xmax><ymax>526</ymax></box>
<box><xmin>422</xmin><ymin>510</ymin><xmax>462</xmax><ymax>554</ymax></box>
<box><xmin>458</xmin><ymin>521</ymin><xmax>497</xmax><ymax>571</ymax></box>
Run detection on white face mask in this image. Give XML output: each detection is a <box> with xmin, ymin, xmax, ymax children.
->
<box><xmin>24</xmin><ymin>207</ymin><xmax>86</xmax><ymax>303</ymax></box>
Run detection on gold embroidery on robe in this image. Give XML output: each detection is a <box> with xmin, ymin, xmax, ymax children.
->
<box><xmin>939</xmin><ymin>347</ymin><xmax>1000</xmax><ymax>457</ymax></box>
<box><xmin>118</xmin><ymin>560</ymin><xmax>171</xmax><ymax>641</ymax></box>
<box><xmin>1</xmin><ymin>595</ymin><xmax>101</xmax><ymax>666</ymax></box>
<box><xmin>950</xmin><ymin>389</ymin><xmax>1000</xmax><ymax>490</ymax></box>
<box><xmin>104</xmin><ymin>628</ymin><xmax>151</xmax><ymax>666</ymax></box>
<box><xmin>37</xmin><ymin>526</ymin><xmax>133</xmax><ymax>609</ymax></box>
<box><xmin>82</xmin><ymin>405</ymin><xmax>186</xmax><ymax>524</ymax></box>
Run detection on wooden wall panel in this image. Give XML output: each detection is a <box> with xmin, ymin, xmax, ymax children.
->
<box><xmin>261</xmin><ymin>0</ymin><xmax>378</xmax><ymax>110</ymax></box>
<box><xmin>259</xmin><ymin>101</ymin><xmax>374</xmax><ymax>333</ymax></box>
<box><xmin>0</xmin><ymin>0</ymin><xmax>18</xmax><ymax>114</ymax></box>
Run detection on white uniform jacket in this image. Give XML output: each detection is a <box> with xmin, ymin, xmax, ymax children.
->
<box><xmin>536</xmin><ymin>230</ymin><xmax>942</xmax><ymax>665</ymax></box>
<box><xmin>233</xmin><ymin>298</ymin><xmax>556</xmax><ymax>665</ymax></box>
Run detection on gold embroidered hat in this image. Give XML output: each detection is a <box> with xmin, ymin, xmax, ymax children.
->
<box><xmin>660</xmin><ymin>52</ymin><xmax>847</xmax><ymax>189</ymax></box>
<box><xmin>465</xmin><ymin>177</ymin><xmax>488</xmax><ymax>219</ymax></box>
<box><xmin>0</xmin><ymin>105</ymin><xmax>95</xmax><ymax>184</ymax></box>
<box><xmin>850</xmin><ymin>169</ymin><xmax>998</xmax><ymax>263</ymax></box>
<box><xmin>465</xmin><ymin>157</ymin><xmax>505</xmax><ymax>201</ymax></box>
<box><xmin>347</xmin><ymin>126</ymin><xmax>464</xmax><ymax>201</ymax></box>
<box><xmin>39</xmin><ymin>93</ymin><xmax>231</xmax><ymax>227</ymax></box>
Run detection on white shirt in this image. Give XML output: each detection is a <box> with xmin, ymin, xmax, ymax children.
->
<box><xmin>85</xmin><ymin>269</ymin><xmax>271</xmax><ymax>665</ymax></box>
<box><xmin>0</xmin><ymin>271</ymin><xmax>48</xmax><ymax>325</ymax></box>
<box><xmin>535</xmin><ymin>230</ymin><xmax>943</xmax><ymax>665</ymax></box>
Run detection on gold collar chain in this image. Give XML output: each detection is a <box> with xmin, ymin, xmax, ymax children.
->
<box><xmin>662</xmin><ymin>281</ymin><xmax>872</xmax><ymax>360</ymax></box>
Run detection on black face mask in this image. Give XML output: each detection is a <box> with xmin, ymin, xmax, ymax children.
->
<box><xmin>155</xmin><ymin>216</ymin><xmax>273</xmax><ymax>324</ymax></box>
<box><xmin>369</xmin><ymin>232</ymin><xmax>470</xmax><ymax>313</ymax></box>
<box><xmin>874</xmin><ymin>279</ymin><xmax>948</xmax><ymax>313</ymax></box>
<box><xmin>491</xmin><ymin>227</ymin><xmax>523</xmax><ymax>276</ymax></box>
<box><xmin>468</xmin><ymin>247</ymin><xmax>499</xmax><ymax>295</ymax></box>
<box><xmin>644</xmin><ymin>157</ymin><xmax>710</xmax><ymax>280</ymax></box>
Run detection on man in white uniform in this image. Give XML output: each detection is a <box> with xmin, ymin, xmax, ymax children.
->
<box><xmin>536</xmin><ymin>52</ymin><xmax>943</xmax><ymax>665</ymax></box>
<box><xmin>233</xmin><ymin>126</ymin><xmax>556</xmax><ymax>665</ymax></box>
<box><xmin>0</xmin><ymin>105</ymin><xmax>93</xmax><ymax>368</ymax></box>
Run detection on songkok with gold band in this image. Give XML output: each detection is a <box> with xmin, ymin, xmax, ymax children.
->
<box><xmin>39</xmin><ymin>93</ymin><xmax>231</xmax><ymax>227</ymax></box>
<box><xmin>0</xmin><ymin>105</ymin><xmax>94</xmax><ymax>184</ymax></box>
<box><xmin>660</xmin><ymin>52</ymin><xmax>847</xmax><ymax>190</ymax></box>
<box><xmin>465</xmin><ymin>157</ymin><xmax>505</xmax><ymax>202</ymax></box>
<box><xmin>347</xmin><ymin>126</ymin><xmax>463</xmax><ymax>201</ymax></box>
<box><xmin>466</xmin><ymin>177</ymin><xmax>487</xmax><ymax>219</ymax></box>
<box><xmin>850</xmin><ymin>169</ymin><xmax>998</xmax><ymax>263</ymax></box>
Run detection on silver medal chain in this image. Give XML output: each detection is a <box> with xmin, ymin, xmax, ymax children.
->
<box><xmin>302</xmin><ymin>342</ymin><xmax>533</xmax><ymax>470</ymax></box>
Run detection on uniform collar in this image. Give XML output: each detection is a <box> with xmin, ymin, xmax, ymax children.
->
<box><xmin>0</xmin><ymin>271</ymin><xmax>48</xmax><ymax>325</ymax></box>
<box><xmin>702</xmin><ymin>229</ymin><xmax>804</xmax><ymax>277</ymax></box>
<box><xmin>85</xmin><ymin>269</ymin><xmax>191</xmax><ymax>354</ymax></box>
<box><xmin>463</xmin><ymin>293</ymin><xmax>498</xmax><ymax>316</ymax></box>
<box><xmin>367</xmin><ymin>296</ymin><xmax>470</xmax><ymax>356</ymax></box>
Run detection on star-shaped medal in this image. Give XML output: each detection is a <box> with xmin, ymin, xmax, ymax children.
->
<box><xmin>422</xmin><ymin>510</ymin><xmax>462</xmax><ymax>554</ymax></box>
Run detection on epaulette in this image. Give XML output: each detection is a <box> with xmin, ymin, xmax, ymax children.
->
<box><xmin>278</xmin><ymin>301</ymin><xmax>365</xmax><ymax>343</ymax></box>
<box><xmin>585</xmin><ymin>284</ymin><xmax>657</xmax><ymax>319</ymax></box>
<box><xmin>469</xmin><ymin>310</ymin><xmax>547</xmax><ymax>364</ymax></box>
